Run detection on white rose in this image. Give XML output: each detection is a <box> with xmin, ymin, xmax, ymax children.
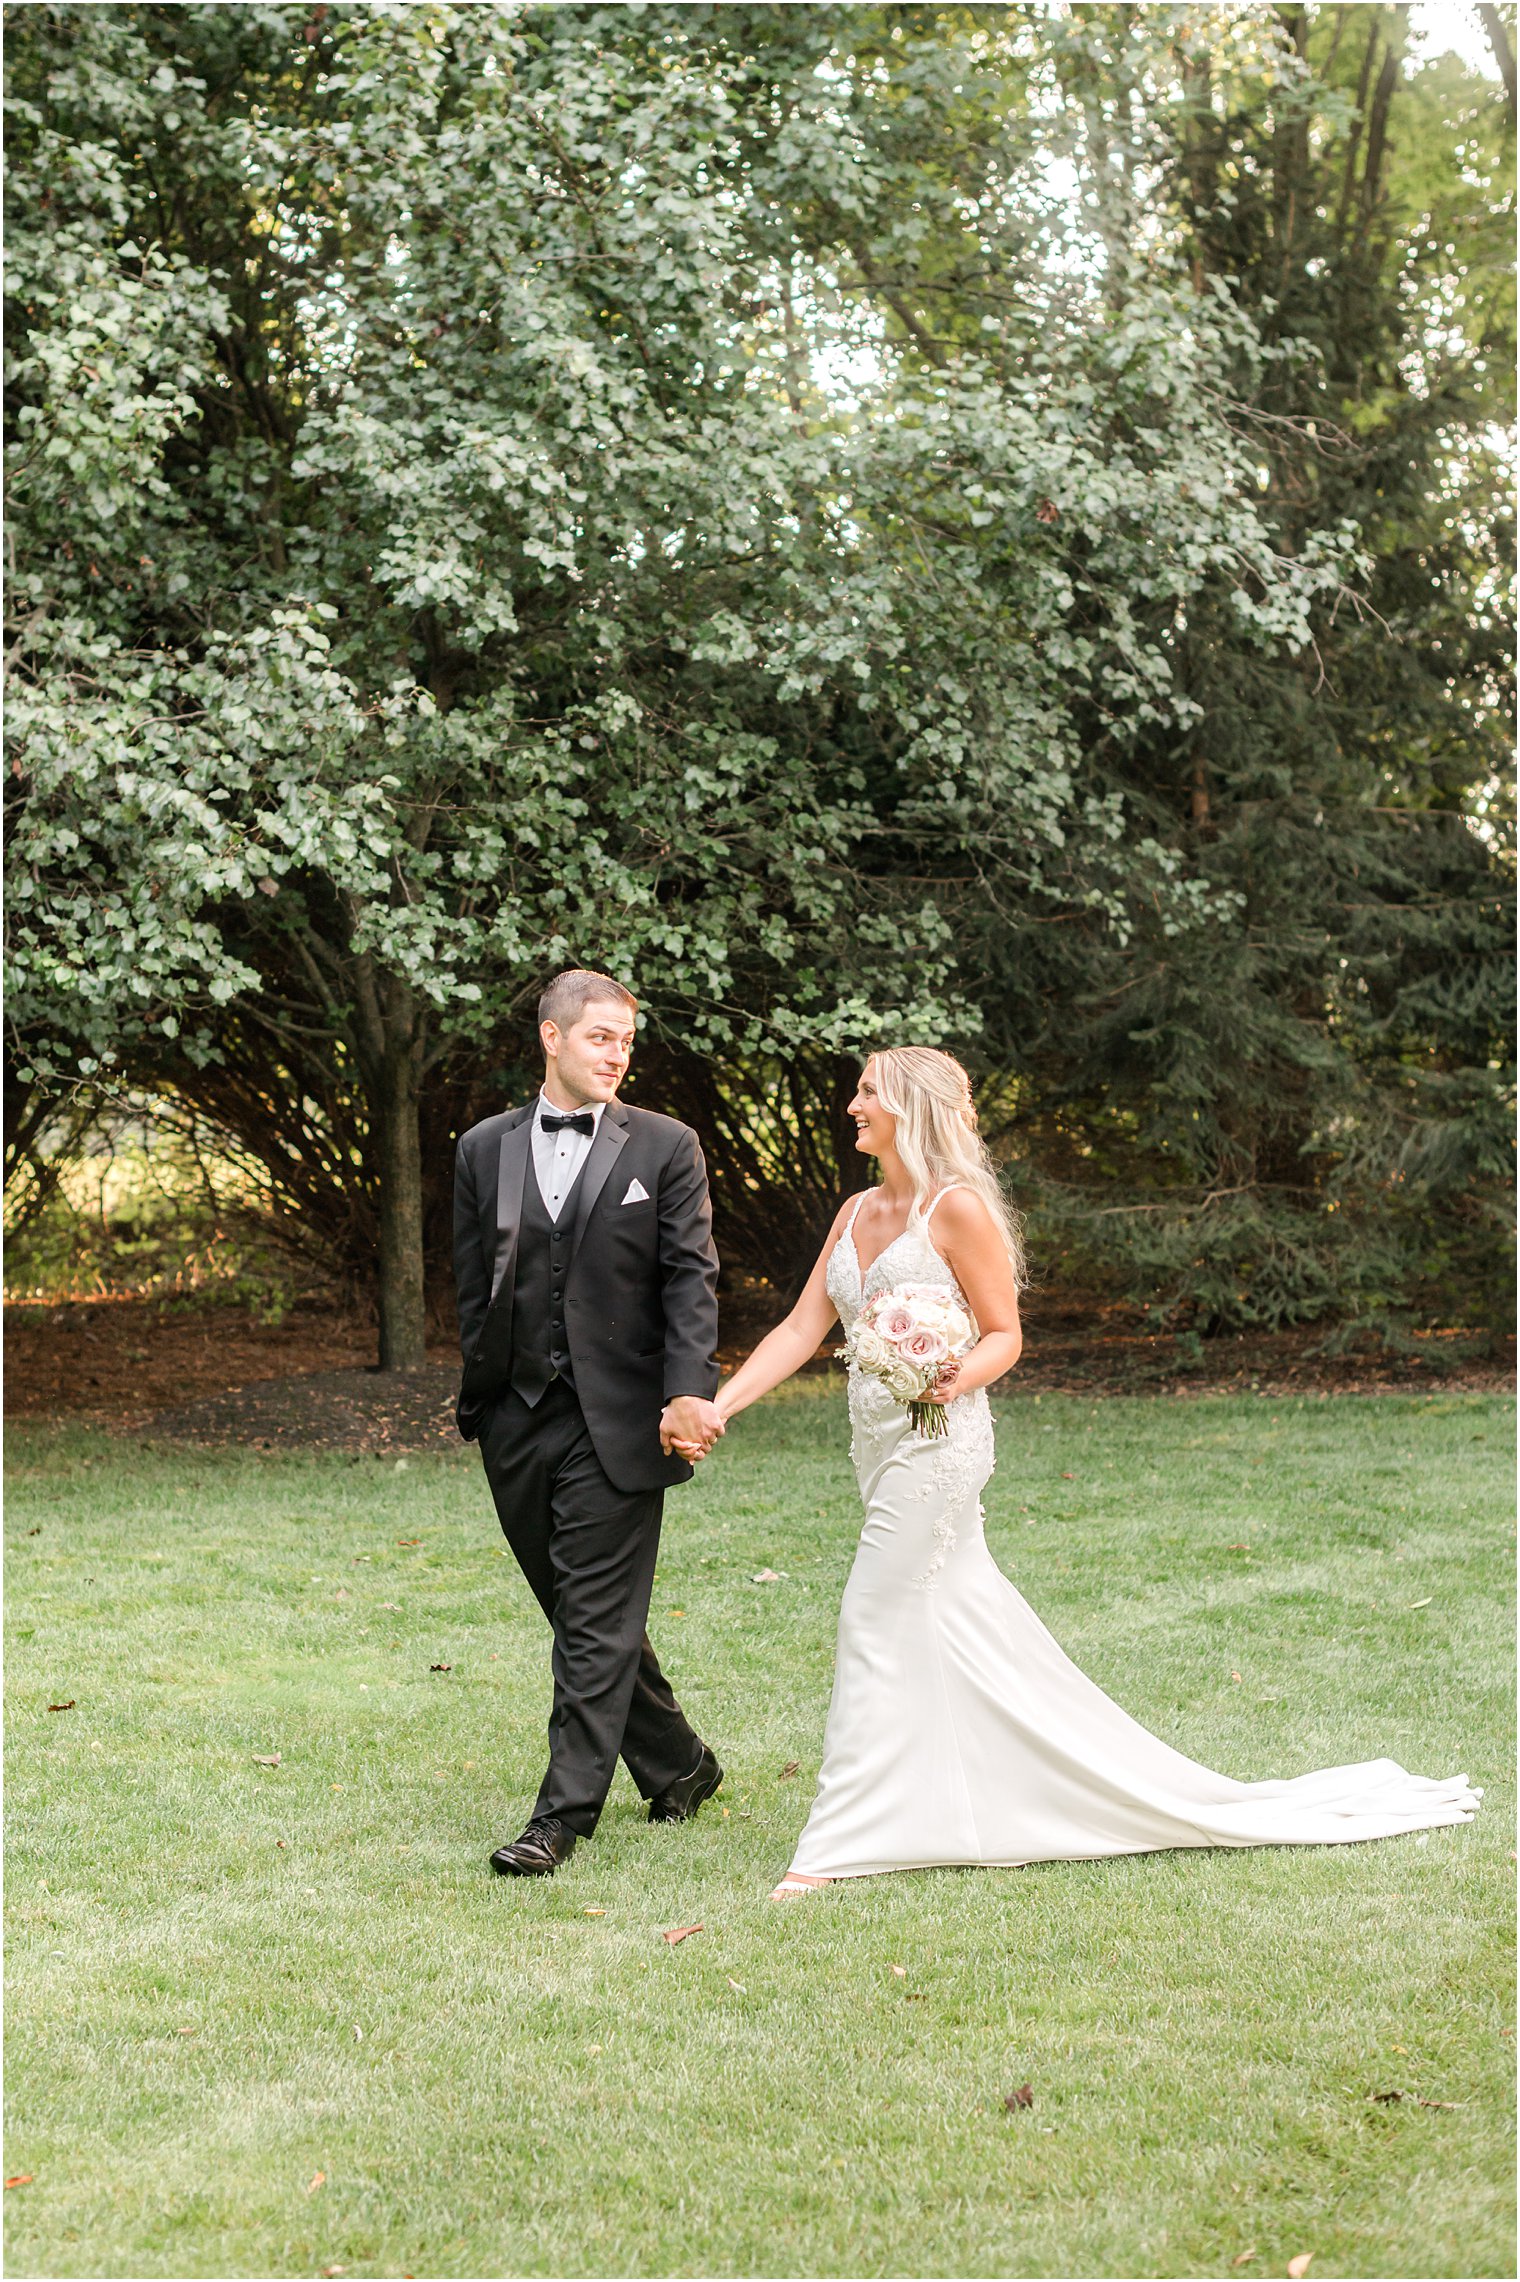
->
<box><xmin>852</xmin><ymin>1326</ymin><xmax>890</xmax><ymax>1373</ymax></box>
<box><xmin>918</xmin><ymin>1297</ymin><xmax>972</xmax><ymax>1348</ymax></box>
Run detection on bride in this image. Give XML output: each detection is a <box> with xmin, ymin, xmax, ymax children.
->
<box><xmin>706</xmin><ymin>1046</ymin><xmax>1481</xmax><ymax>1899</ymax></box>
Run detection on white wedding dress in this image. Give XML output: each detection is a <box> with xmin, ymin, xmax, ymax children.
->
<box><xmin>786</xmin><ymin>1189</ymin><xmax>1482</xmax><ymax>1881</ymax></box>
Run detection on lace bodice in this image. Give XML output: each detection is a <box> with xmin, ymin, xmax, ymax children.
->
<box><xmin>825</xmin><ymin>1197</ymin><xmax>976</xmax><ymax>1333</ymax></box>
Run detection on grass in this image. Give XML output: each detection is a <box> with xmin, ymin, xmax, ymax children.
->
<box><xmin>4</xmin><ymin>1384</ymin><xmax>1514</xmax><ymax>2280</ymax></box>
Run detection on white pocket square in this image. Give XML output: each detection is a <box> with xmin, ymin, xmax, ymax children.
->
<box><xmin>620</xmin><ymin>1178</ymin><xmax>649</xmax><ymax>1205</ymax></box>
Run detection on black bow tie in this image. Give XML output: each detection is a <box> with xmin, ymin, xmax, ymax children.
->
<box><xmin>540</xmin><ymin>1109</ymin><xmax>595</xmax><ymax>1137</ymax></box>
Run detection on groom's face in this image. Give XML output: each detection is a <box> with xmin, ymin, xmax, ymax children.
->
<box><xmin>541</xmin><ymin>999</ymin><xmax>636</xmax><ymax>1105</ymax></box>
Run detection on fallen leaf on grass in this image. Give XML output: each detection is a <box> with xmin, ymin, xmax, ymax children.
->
<box><xmin>321</xmin><ymin>2268</ymin><xmax>346</xmax><ymax>2278</ymax></box>
<box><xmin>1003</xmin><ymin>2084</ymin><xmax>1035</xmax><ymax>2111</ymax></box>
<box><xmin>583</xmin><ymin>1907</ymin><xmax>606</xmax><ymax>1917</ymax></box>
<box><xmin>1371</xmin><ymin>2088</ymin><xmax>1403</xmax><ymax>2102</ymax></box>
<box><xmin>351</xmin><ymin>2025</ymin><xmax>363</xmax><ymax>2041</ymax></box>
<box><xmin>252</xmin><ymin>1753</ymin><xmax>282</xmax><ymax>1768</ymax></box>
<box><xmin>1405</xmin><ymin>1598</ymin><xmax>1432</xmax><ymax>1610</ymax></box>
<box><xmin>1230</xmin><ymin>1671</ymin><xmax>1242</xmax><ymax>1684</ymax></box>
<box><xmin>751</xmin><ymin>1569</ymin><xmax>782</xmax><ymax>1583</ymax></box>
<box><xmin>890</xmin><ymin>1964</ymin><xmax>907</xmax><ymax>1978</ymax></box>
<box><xmin>726</xmin><ymin>1977</ymin><xmax>746</xmax><ymax>1993</ymax></box>
<box><xmin>1418</xmin><ymin>2098</ymin><xmax>1460</xmax><ymax>2110</ymax></box>
<box><xmin>5</xmin><ymin>2175</ymin><xmax>33</xmax><ymax>2190</ymax></box>
<box><xmin>1287</xmin><ymin>2256</ymin><xmax>1313</xmax><ymax>2279</ymax></box>
<box><xmin>661</xmin><ymin>1923</ymin><xmax>702</xmax><ymax>1945</ymax></box>
<box><xmin>46</xmin><ymin>1701</ymin><xmax>75</xmax><ymax>1713</ymax></box>
<box><xmin>176</xmin><ymin>2026</ymin><xmax>198</xmax><ymax>2038</ymax></box>
<box><xmin>306</xmin><ymin>2171</ymin><xmax>326</xmax><ymax>2195</ymax></box>
<box><xmin>1060</xmin><ymin>1471</ymin><xmax>1075</xmax><ymax>1479</ymax></box>
<box><xmin>779</xmin><ymin>1760</ymin><xmax>800</xmax><ymax>1779</ymax></box>
<box><xmin>276</xmin><ymin>1840</ymin><xmax>287</xmax><ymax>1850</ymax></box>
<box><xmin>1229</xmin><ymin>2254</ymin><xmax>1257</xmax><ymax>2270</ymax></box>
<box><xmin>430</xmin><ymin>1663</ymin><xmax>452</xmax><ymax>1673</ymax></box>
<box><xmin>381</xmin><ymin>1602</ymin><xmax>400</xmax><ymax>1613</ymax></box>
<box><xmin>396</xmin><ymin>1538</ymin><xmax>420</xmax><ymax>1546</ymax></box>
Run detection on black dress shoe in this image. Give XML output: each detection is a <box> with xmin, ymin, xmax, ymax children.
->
<box><xmin>647</xmin><ymin>1744</ymin><xmax>724</xmax><ymax>1824</ymax></box>
<box><xmin>489</xmin><ymin>1816</ymin><xmax>578</xmax><ymax>1877</ymax></box>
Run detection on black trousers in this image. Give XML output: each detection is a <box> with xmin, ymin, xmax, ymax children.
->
<box><xmin>477</xmin><ymin>1378</ymin><xmax>703</xmax><ymax>1835</ymax></box>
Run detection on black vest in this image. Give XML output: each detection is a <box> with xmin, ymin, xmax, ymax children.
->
<box><xmin>507</xmin><ymin>1167</ymin><xmax>576</xmax><ymax>1408</ymax></box>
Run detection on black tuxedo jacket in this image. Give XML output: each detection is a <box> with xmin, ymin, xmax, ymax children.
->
<box><xmin>453</xmin><ymin>1098</ymin><xmax>720</xmax><ymax>1492</ymax></box>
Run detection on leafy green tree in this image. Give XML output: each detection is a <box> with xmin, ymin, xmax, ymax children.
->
<box><xmin>6</xmin><ymin>4</ymin><xmax>1365</xmax><ymax>1353</ymax></box>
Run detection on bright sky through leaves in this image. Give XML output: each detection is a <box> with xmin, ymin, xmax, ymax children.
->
<box><xmin>1406</xmin><ymin>0</ymin><xmax>1505</xmax><ymax>75</ymax></box>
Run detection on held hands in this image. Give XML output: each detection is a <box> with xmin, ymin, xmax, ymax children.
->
<box><xmin>917</xmin><ymin>1359</ymin><xmax>963</xmax><ymax>1407</ymax></box>
<box><xmin>659</xmin><ymin>1395</ymin><xmax>726</xmax><ymax>1461</ymax></box>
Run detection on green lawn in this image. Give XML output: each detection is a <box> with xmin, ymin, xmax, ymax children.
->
<box><xmin>5</xmin><ymin>1386</ymin><xmax>1514</xmax><ymax>2280</ymax></box>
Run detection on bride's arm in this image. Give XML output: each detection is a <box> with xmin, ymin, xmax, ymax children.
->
<box><xmin>924</xmin><ymin>1190</ymin><xmax>1023</xmax><ymax>1400</ymax></box>
<box><xmin>714</xmin><ymin>1202</ymin><xmax>851</xmax><ymax>1424</ymax></box>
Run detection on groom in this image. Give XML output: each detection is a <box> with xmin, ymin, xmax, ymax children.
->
<box><xmin>453</xmin><ymin>968</ymin><xmax>726</xmax><ymax>1877</ymax></box>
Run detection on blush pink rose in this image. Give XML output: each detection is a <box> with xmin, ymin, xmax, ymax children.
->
<box><xmin>876</xmin><ymin>1303</ymin><xmax>916</xmax><ymax>1341</ymax></box>
<box><xmin>901</xmin><ymin>1326</ymin><xmax>949</xmax><ymax>1364</ymax></box>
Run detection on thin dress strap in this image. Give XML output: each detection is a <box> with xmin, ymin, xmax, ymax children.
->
<box><xmin>922</xmin><ymin>1184</ymin><xmax>966</xmax><ymax>1229</ymax></box>
<box><xmin>844</xmin><ymin>1190</ymin><xmax>872</xmax><ymax>1235</ymax></box>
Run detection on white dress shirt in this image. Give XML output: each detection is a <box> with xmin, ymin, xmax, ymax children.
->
<box><xmin>531</xmin><ymin>1091</ymin><xmax>606</xmax><ymax>1223</ymax></box>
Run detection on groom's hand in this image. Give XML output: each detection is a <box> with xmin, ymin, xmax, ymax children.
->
<box><xmin>660</xmin><ymin>1396</ymin><xmax>724</xmax><ymax>1459</ymax></box>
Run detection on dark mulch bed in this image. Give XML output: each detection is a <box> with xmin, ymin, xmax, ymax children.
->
<box><xmin>5</xmin><ymin>1288</ymin><xmax>1511</xmax><ymax>1454</ymax></box>
<box><xmin>4</xmin><ymin>1294</ymin><xmax>384</xmax><ymax>1429</ymax></box>
<box><xmin>141</xmin><ymin>1361</ymin><xmax>466</xmax><ymax>1455</ymax></box>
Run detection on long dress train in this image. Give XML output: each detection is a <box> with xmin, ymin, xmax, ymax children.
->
<box><xmin>786</xmin><ymin>1191</ymin><xmax>1481</xmax><ymax>1882</ymax></box>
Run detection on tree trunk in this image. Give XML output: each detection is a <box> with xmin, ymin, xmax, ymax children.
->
<box><xmin>344</xmin><ymin>940</ymin><xmax>431</xmax><ymax>1373</ymax></box>
<box><xmin>373</xmin><ymin>1049</ymin><xmax>428</xmax><ymax>1369</ymax></box>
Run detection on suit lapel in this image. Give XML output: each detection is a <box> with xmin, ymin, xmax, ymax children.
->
<box><xmin>569</xmin><ymin>1100</ymin><xmax>630</xmax><ymax>1261</ymax></box>
<box><xmin>488</xmin><ymin>1107</ymin><xmax>535</xmax><ymax>1300</ymax></box>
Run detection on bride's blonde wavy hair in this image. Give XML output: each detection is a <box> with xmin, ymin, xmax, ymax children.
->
<box><xmin>869</xmin><ymin>1047</ymin><xmax>1027</xmax><ymax>1290</ymax></box>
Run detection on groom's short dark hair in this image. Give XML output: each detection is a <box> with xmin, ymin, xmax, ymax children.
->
<box><xmin>538</xmin><ymin>968</ymin><xmax>638</xmax><ymax>1032</ymax></box>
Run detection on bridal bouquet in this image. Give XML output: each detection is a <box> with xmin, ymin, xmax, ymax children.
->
<box><xmin>839</xmin><ymin>1283</ymin><xmax>975</xmax><ymax>1439</ymax></box>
